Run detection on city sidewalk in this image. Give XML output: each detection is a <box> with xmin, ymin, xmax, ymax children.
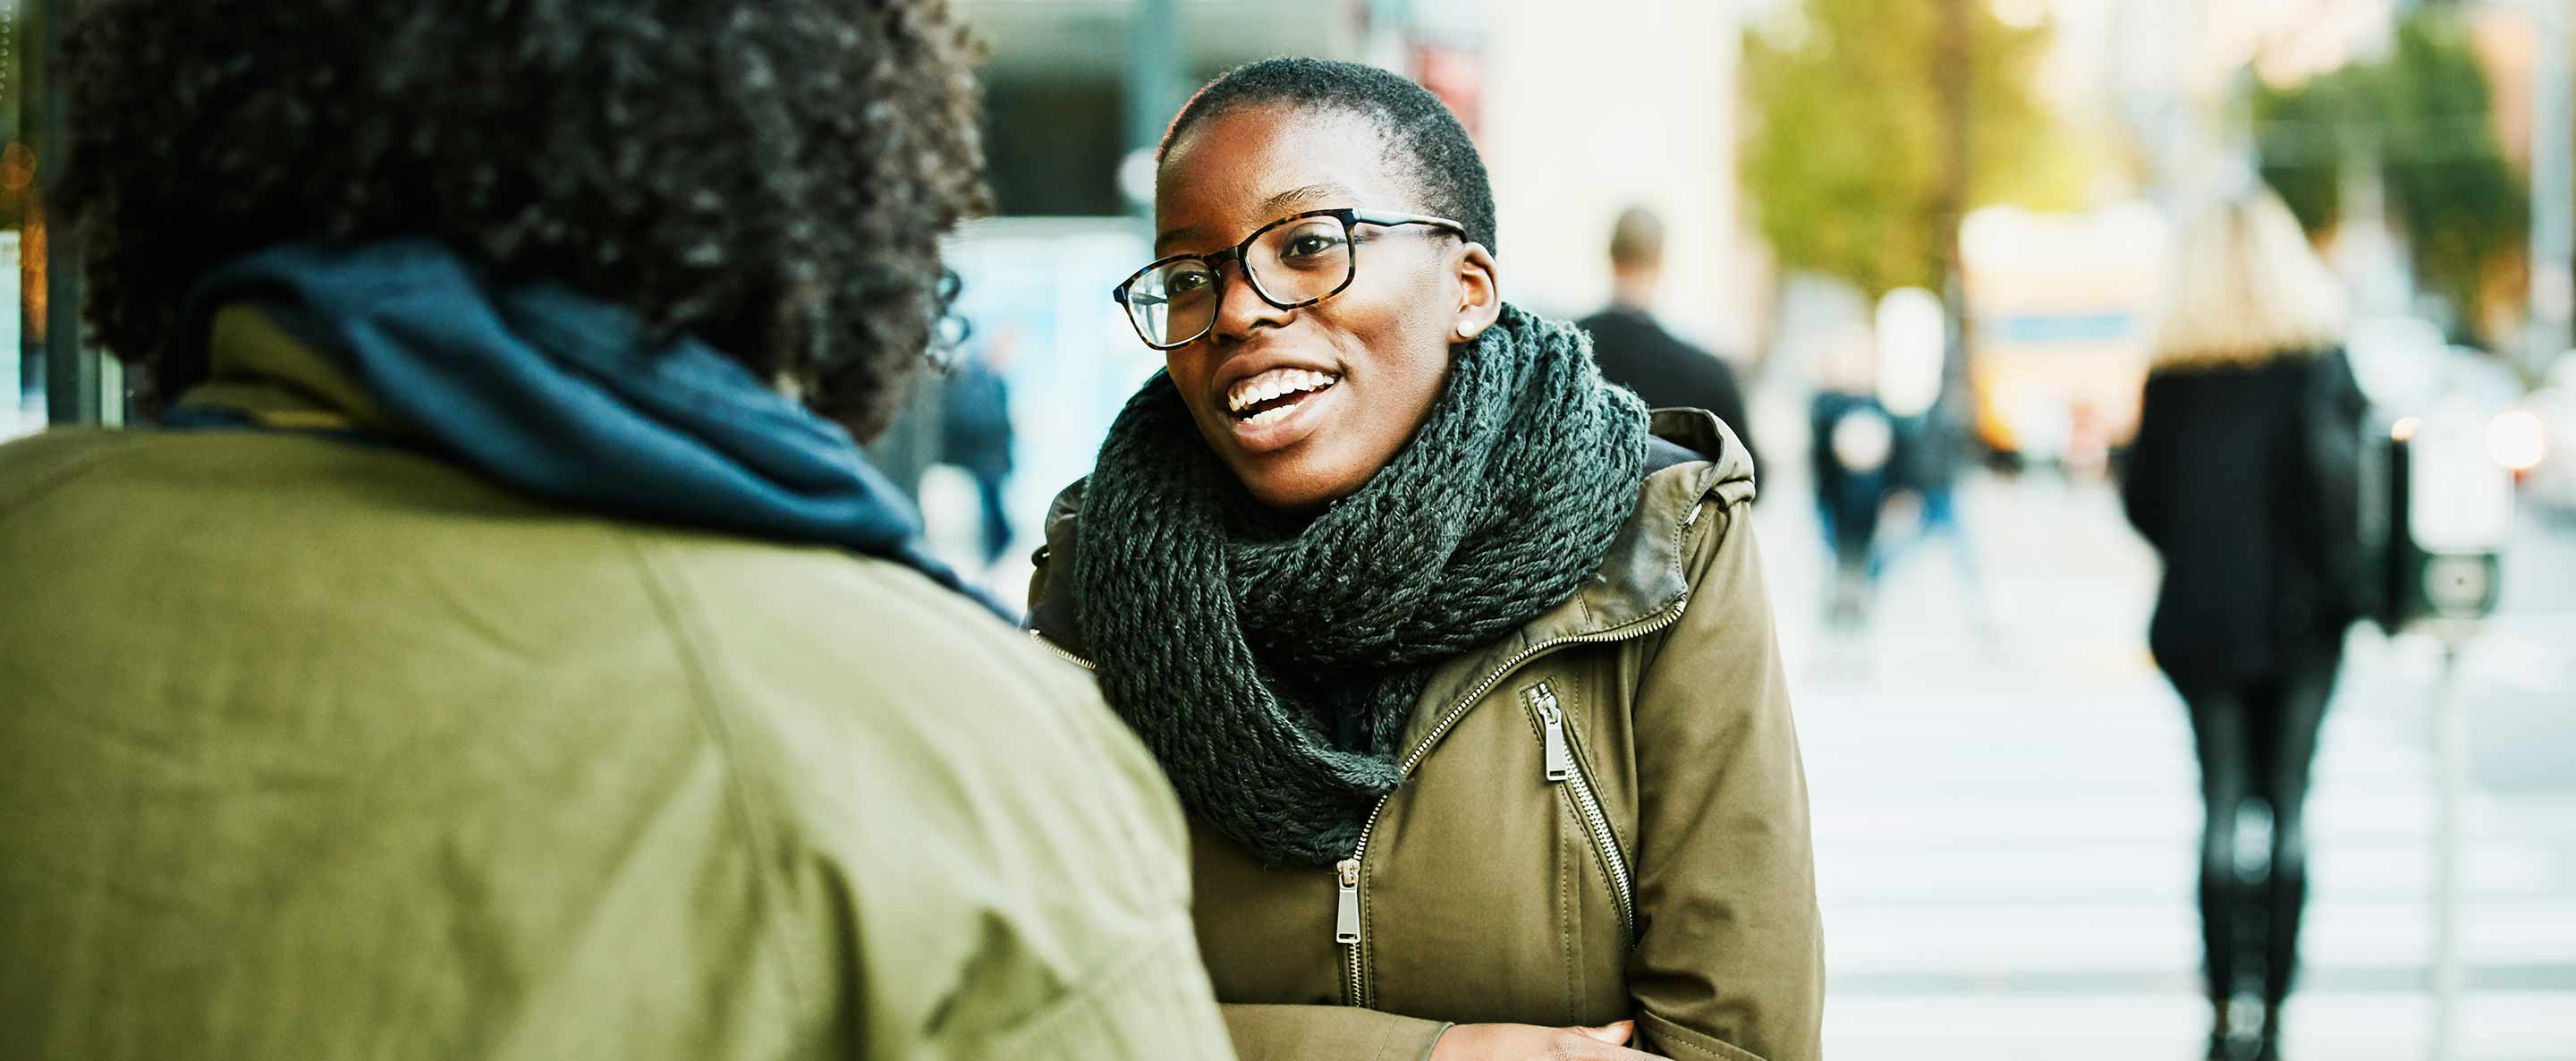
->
<box><xmin>1756</xmin><ymin>464</ymin><xmax>2576</xmax><ymax>1060</ymax></box>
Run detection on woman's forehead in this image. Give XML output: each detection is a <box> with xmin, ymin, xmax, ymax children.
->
<box><xmin>1155</xmin><ymin>106</ymin><xmax>1402</xmax><ymax>249</ymax></box>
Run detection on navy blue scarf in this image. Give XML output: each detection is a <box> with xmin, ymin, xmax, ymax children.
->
<box><xmin>175</xmin><ymin>240</ymin><xmax>999</xmax><ymax>614</ymax></box>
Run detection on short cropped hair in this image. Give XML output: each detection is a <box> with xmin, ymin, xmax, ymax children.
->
<box><xmin>1609</xmin><ymin>207</ymin><xmax>1665</xmax><ymax>269</ymax></box>
<box><xmin>60</xmin><ymin>0</ymin><xmax>989</xmax><ymax>439</ymax></box>
<box><xmin>1160</xmin><ymin>57</ymin><xmax>1496</xmax><ymax>257</ymax></box>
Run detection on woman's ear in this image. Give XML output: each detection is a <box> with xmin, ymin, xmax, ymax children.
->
<box><xmin>1450</xmin><ymin>242</ymin><xmax>1502</xmax><ymax>343</ymax></box>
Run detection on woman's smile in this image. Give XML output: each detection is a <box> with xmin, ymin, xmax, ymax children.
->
<box><xmin>1213</xmin><ymin>361</ymin><xmax>1346</xmax><ymax>453</ymax></box>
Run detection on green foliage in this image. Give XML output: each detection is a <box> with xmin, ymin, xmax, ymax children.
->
<box><xmin>2252</xmin><ymin>10</ymin><xmax>2528</xmax><ymax>334</ymax></box>
<box><xmin>1740</xmin><ymin>0</ymin><xmax>2059</xmax><ymax>297</ymax></box>
<box><xmin>2252</xmin><ymin>69</ymin><xmax>2363</xmax><ymax>233</ymax></box>
<box><xmin>2381</xmin><ymin>14</ymin><xmax>2528</xmax><ymax>324</ymax></box>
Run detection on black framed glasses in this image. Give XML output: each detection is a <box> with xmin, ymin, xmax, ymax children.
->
<box><xmin>1113</xmin><ymin>208</ymin><xmax>1467</xmax><ymax>350</ymax></box>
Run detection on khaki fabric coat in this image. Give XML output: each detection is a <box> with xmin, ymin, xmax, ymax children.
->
<box><xmin>0</xmin><ymin>307</ymin><xmax>1235</xmax><ymax>1061</ymax></box>
<box><xmin>1028</xmin><ymin>411</ymin><xmax>1825</xmax><ymax>1061</ymax></box>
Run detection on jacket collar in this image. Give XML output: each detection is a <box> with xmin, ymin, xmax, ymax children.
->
<box><xmin>170</xmin><ymin>304</ymin><xmax>425</xmax><ymax>438</ymax></box>
<box><xmin>162</xmin><ymin>240</ymin><xmax>1004</xmax><ymax>615</ymax></box>
<box><xmin>1028</xmin><ymin>408</ymin><xmax>1756</xmax><ymax>667</ymax></box>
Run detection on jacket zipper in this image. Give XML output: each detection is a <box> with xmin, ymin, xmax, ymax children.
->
<box><xmin>1037</xmin><ymin>500</ymin><xmax>1710</xmax><ymax>1007</ymax></box>
<box><xmin>1526</xmin><ymin>682</ymin><xmax>1636</xmax><ymax>943</ymax></box>
<box><xmin>1337</xmin><ymin>589</ymin><xmax>1693</xmax><ymax>1007</ymax></box>
<box><xmin>1029</xmin><ymin>630</ymin><xmax>1097</xmax><ymax>670</ymax></box>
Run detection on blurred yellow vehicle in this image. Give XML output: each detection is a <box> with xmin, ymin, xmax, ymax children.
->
<box><xmin>1960</xmin><ymin>204</ymin><xmax>2166</xmax><ymax>470</ymax></box>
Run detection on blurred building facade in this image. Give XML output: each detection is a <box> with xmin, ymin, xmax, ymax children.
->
<box><xmin>956</xmin><ymin>0</ymin><xmax>1754</xmax><ymax>348</ymax></box>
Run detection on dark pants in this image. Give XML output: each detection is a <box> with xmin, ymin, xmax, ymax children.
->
<box><xmin>2180</xmin><ymin>645</ymin><xmax>2342</xmax><ymax>1022</ymax></box>
<box><xmin>971</xmin><ymin>469</ymin><xmax>1012</xmax><ymax>566</ymax></box>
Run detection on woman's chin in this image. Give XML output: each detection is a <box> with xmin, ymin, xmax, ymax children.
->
<box><xmin>1230</xmin><ymin>454</ymin><xmax>1365</xmax><ymax>515</ymax></box>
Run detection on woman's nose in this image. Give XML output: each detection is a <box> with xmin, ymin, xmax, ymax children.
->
<box><xmin>1209</xmin><ymin>261</ymin><xmax>1292</xmax><ymax>341</ymax></box>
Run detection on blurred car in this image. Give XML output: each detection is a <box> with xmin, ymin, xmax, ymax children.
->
<box><xmin>2350</xmin><ymin>316</ymin><xmax>2569</xmax><ymax>523</ymax></box>
<box><xmin>2515</xmin><ymin>351</ymin><xmax>2576</xmax><ymax>522</ymax></box>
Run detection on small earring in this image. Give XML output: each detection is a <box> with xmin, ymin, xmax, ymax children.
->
<box><xmin>1455</xmin><ymin>325</ymin><xmax>1475</xmax><ymax>340</ymax></box>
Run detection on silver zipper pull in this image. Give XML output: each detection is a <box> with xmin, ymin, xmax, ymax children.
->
<box><xmin>1334</xmin><ymin>859</ymin><xmax>1362</xmax><ymax>944</ymax></box>
<box><xmin>1536</xmin><ymin>688</ymin><xmax>1574</xmax><ymax>783</ymax></box>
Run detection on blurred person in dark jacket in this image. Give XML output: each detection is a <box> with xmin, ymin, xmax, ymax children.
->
<box><xmin>1580</xmin><ymin>206</ymin><xmax>1759</xmax><ymax>474</ymax></box>
<box><xmin>941</xmin><ymin>331</ymin><xmax>1021</xmax><ymax>566</ymax></box>
<box><xmin>1809</xmin><ymin>323</ymin><xmax>1893</xmax><ymax>636</ymax></box>
<box><xmin>0</xmin><ymin>3</ymin><xmax>1234</xmax><ymax>1059</ymax></box>
<box><xmin>2122</xmin><ymin>190</ymin><xmax>2367</xmax><ymax>1061</ymax></box>
<box><xmin>1869</xmin><ymin>287</ymin><xmax>1991</xmax><ymax>629</ymax></box>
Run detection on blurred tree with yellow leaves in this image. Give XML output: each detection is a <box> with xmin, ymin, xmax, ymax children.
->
<box><xmin>1741</xmin><ymin>0</ymin><xmax>2062</xmax><ymax>299</ymax></box>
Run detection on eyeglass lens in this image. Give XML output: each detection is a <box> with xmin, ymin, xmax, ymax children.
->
<box><xmin>1124</xmin><ymin>215</ymin><xmax>1355</xmax><ymax>347</ymax></box>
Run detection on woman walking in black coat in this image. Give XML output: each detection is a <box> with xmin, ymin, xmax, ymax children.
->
<box><xmin>2123</xmin><ymin>190</ymin><xmax>2368</xmax><ymax>1061</ymax></box>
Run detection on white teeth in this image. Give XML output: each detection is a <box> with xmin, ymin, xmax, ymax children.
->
<box><xmin>1226</xmin><ymin>368</ymin><xmax>1340</xmax><ymax>416</ymax></box>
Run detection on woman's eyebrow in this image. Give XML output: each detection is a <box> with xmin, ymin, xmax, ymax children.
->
<box><xmin>1157</xmin><ymin>183</ymin><xmax>1360</xmax><ymax>253</ymax></box>
<box><xmin>1258</xmin><ymin>182</ymin><xmax>1356</xmax><ymax>216</ymax></box>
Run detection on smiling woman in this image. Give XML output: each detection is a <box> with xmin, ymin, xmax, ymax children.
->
<box><xmin>1026</xmin><ymin>57</ymin><xmax>1825</xmax><ymax>1061</ymax></box>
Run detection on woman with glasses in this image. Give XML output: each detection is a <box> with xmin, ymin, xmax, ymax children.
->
<box><xmin>1028</xmin><ymin>58</ymin><xmax>1822</xmax><ymax>1061</ymax></box>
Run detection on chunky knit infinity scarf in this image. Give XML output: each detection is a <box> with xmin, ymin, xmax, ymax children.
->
<box><xmin>1072</xmin><ymin>305</ymin><xmax>1650</xmax><ymax>866</ymax></box>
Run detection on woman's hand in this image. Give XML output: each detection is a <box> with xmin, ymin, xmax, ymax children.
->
<box><xmin>1428</xmin><ymin>1020</ymin><xmax>1673</xmax><ymax>1060</ymax></box>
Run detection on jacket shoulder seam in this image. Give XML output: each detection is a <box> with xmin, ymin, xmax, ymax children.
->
<box><xmin>618</xmin><ymin>537</ymin><xmax>817</xmax><ymax>1037</ymax></box>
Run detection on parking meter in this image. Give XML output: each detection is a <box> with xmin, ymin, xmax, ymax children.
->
<box><xmin>2376</xmin><ymin>410</ymin><xmax>2512</xmax><ymax>630</ymax></box>
<box><xmin>2373</xmin><ymin>404</ymin><xmax>2512</xmax><ymax>1061</ymax></box>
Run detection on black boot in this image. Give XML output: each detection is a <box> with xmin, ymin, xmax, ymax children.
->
<box><xmin>2205</xmin><ymin>1013</ymin><xmax>2236</xmax><ymax>1060</ymax></box>
<box><xmin>2258</xmin><ymin>870</ymin><xmax>2307</xmax><ymax>1060</ymax></box>
<box><xmin>2199</xmin><ymin>869</ymin><xmax>2244</xmax><ymax>1053</ymax></box>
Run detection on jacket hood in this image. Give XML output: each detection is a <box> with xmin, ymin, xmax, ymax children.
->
<box><xmin>1026</xmin><ymin>407</ymin><xmax>1756</xmax><ymax>664</ymax></box>
<box><xmin>166</xmin><ymin>240</ymin><xmax>999</xmax><ymax>614</ymax></box>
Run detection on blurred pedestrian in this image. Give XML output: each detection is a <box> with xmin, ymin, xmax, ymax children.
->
<box><xmin>0</xmin><ymin>4</ymin><xmax>1232</xmax><ymax>1059</ymax></box>
<box><xmin>2122</xmin><ymin>190</ymin><xmax>2368</xmax><ymax>1061</ymax></box>
<box><xmin>1580</xmin><ymin>206</ymin><xmax>1760</xmax><ymax>473</ymax></box>
<box><xmin>1031</xmin><ymin>58</ymin><xmax>1822</xmax><ymax>1061</ymax></box>
<box><xmin>940</xmin><ymin>332</ymin><xmax>1020</xmax><ymax>567</ymax></box>
<box><xmin>1869</xmin><ymin>287</ymin><xmax>1991</xmax><ymax>632</ymax></box>
<box><xmin>1809</xmin><ymin>323</ymin><xmax>1894</xmax><ymax>635</ymax></box>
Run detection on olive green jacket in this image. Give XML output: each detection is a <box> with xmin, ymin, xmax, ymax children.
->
<box><xmin>0</xmin><ymin>308</ymin><xmax>1234</xmax><ymax>1061</ymax></box>
<box><xmin>1029</xmin><ymin>412</ymin><xmax>1824</xmax><ymax>1061</ymax></box>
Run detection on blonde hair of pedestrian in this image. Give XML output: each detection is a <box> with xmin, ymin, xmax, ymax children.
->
<box><xmin>2150</xmin><ymin>191</ymin><xmax>2349</xmax><ymax>369</ymax></box>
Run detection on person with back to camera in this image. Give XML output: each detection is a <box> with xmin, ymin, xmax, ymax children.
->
<box><xmin>1580</xmin><ymin>206</ymin><xmax>1760</xmax><ymax>475</ymax></box>
<box><xmin>1026</xmin><ymin>57</ymin><xmax>1824</xmax><ymax>1061</ymax></box>
<box><xmin>0</xmin><ymin>2</ymin><xmax>1233</xmax><ymax>1058</ymax></box>
<box><xmin>2122</xmin><ymin>190</ymin><xmax>2368</xmax><ymax>1061</ymax></box>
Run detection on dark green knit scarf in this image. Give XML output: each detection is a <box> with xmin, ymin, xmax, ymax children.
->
<box><xmin>1072</xmin><ymin>305</ymin><xmax>1650</xmax><ymax>866</ymax></box>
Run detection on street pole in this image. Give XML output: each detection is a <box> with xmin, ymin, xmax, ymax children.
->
<box><xmin>2529</xmin><ymin>0</ymin><xmax>2573</xmax><ymax>378</ymax></box>
<box><xmin>22</xmin><ymin>0</ymin><xmax>95</xmax><ymax>428</ymax></box>
<box><xmin>2427</xmin><ymin>634</ymin><xmax>2470</xmax><ymax>1061</ymax></box>
<box><xmin>1121</xmin><ymin>0</ymin><xmax>1183</xmax><ymax>221</ymax></box>
<box><xmin>1932</xmin><ymin>0</ymin><xmax>1973</xmax><ymax>387</ymax></box>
